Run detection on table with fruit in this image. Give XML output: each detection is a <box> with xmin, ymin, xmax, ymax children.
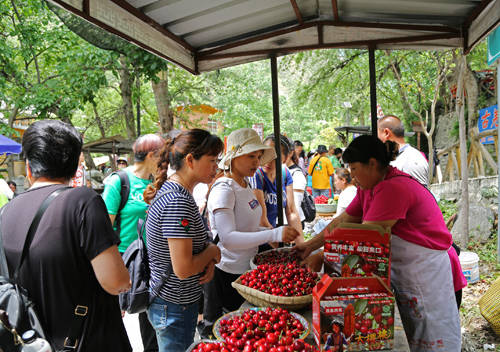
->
<box><xmin>189</xmin><ymin>248</ymin><xmax>410</xmax><ymax>352</ymax></box>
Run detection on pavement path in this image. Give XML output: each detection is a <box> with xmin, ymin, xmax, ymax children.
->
<box><xmin>123</xmin><ymin>313</ymin><xmax>143</xmax><ymax>352</ymax></box>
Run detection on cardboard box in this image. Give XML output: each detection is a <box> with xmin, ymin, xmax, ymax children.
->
<box><xmin>313</xmin><ymin>275</ymin><xmax>395</xmax><ymax>351</ymax></box>
<box><xmin>323</xmin><ymin>223</ymin><xmax>391</xmax><ymax>286</ymax></box>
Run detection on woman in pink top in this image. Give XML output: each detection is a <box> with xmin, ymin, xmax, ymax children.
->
<box><xmin>296</xmin><ymin>135</ymin><xmax>463</xmax><ymax>352</ymax></box>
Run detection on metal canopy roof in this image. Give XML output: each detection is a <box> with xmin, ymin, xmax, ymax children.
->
<box><xmin>48</xmin><ymin>0</ymin><xmax>499</xmax><ymax>73</ymax></box>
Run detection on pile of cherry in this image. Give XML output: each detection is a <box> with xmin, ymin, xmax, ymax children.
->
<box><xmin>240</xmin><ymin>263</ymin><xmax>319</xmax><ymax>296</ymax></box>
<box><xmin>191</xmin><ymin>308</ymin><xmax>318</xmax><ymax>352</ymax></box>
<box><xmin>253</xmin><ymin>250</ymin><xmax>302</xmax><ymax>266</ymax></box>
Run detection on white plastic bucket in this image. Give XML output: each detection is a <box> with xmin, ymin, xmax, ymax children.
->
<box><xmin>459</xmin><ymin>251</ymin><xmax>480</xmax><ymax>284</ymax></box>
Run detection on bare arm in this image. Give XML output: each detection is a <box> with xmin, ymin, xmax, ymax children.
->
<box><xmin>295</xmin><ymin>211</ymin><xmax>362</xmax><ymax>255</ymax></box>
<box><xmin>285</xmin><ymin>185</ymin><xmax>304</xmax><ymax>242</ymax></box>
<box><xmin>91</xmin><ymin>245</ymin><xmax>131</xmax><ymax>295</ymax></box>
<box><xmin>168</xmin><ymin>238</ymin><xmax>220</xmax><ymax>280</ymax></box>
<box><xmin>253</xmin><ymin>189</ymin><xmax>273</xmax><ymax>229</ymax></box>
<box><xmin>108</xmin><ymin>214</ymin><xmax>116</xmax><ymax>225</ymax></box>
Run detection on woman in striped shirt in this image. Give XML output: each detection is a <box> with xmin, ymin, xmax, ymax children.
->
<box><xmin>143</xmin><ymin>129</ymin><xmax>223</xmax><ymax>352</ymax></box>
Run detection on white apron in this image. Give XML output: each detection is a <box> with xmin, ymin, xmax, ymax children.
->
<box><xmin>391</xmin><ymin>235</ymin><xmax>461</xmax><ymax>352</ymax></box>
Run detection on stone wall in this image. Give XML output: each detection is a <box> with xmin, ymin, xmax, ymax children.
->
<box><xmin>430</xmin><ymin>176</ymin><xmax>498</xmax><ymax>244</ymax></box>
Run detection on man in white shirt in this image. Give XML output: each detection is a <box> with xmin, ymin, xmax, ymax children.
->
<box><xmin>377</xmin><ymin>115</ymin><xmax>429</xmax><ymax>186</ymax></box>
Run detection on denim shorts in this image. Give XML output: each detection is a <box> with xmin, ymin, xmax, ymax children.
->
<box><xmin>147</xmin><ymin>297</ymin><xmax>199</xmax><ymax>352</ymax></box>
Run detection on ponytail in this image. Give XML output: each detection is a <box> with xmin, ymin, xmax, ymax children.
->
<box><xmin>143</xmin><ymin>129</ymin><xmax>223</xmax><ymax>204</ymax></box>
<box><xmin>144</xmin><ymin>138</ymin><xmax>174</xmax><ymax>204</ymax></box>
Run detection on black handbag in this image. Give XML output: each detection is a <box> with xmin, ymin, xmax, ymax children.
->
<box><xmin>0</xmin><ymin>187</ymin><xmax>88</xmax><ymax>352</ymax></box>
<box><xmin>301</xmin><ymin>190</ymin><xmax>316</xmax><ymax>223</ymax></box>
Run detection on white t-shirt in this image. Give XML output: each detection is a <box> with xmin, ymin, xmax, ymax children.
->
<box><xmin>193</xmin><ymin>183</ymin><xmax>208</xmax><ymax>208</ymax></box>
<box><xmin>335</xmin><ymin>185</ymin><xmax>357</xmax><ymax>217</ymax></box>
<box><xmin>208</xmin><ymin>177</ymin><xmax>282</xmax><ymax>274</ymax></box>
<box><xmin>290</xmin><ymin>167</ymin><xmax>306</xmax><ymax>222</ymax></box>
<box><xmin>391</xmin><ymin>144</ymin><xmax>429</xmax><ymax>186</ymax></box>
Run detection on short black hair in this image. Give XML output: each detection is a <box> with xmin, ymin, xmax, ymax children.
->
<box><xmin>294</xmin><ymin>140</ymin><xmax>303</xmax><ymax>147</ymax></box>
<box><xmin>7</xmin><ymin>180</ymin><xmax>16</xmax><ymax>187</ymax></box>
<box><xmin>22</xmin><ymin>120</ymin><xmax>82</xmax><ymax>180</ymax></box>
<box><xmin>334</xmin><ymin>148</ymin><xmax>343</xmax><ymax>155</ymax></box>
<box><xmin>342</xmin><ymin>135</ymin><xmax>398</xmax><ymax>168</ymax></box>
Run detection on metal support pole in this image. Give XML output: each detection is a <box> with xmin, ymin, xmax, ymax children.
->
<box><xmin>369</xmin><ymin>47</ymin><xmax>378</xmax><ymax>136</ymax></box>
<box><xmin>497</xmin><ymin>59</ymin><xmax>500</xmax><ymax>262</ymax></box>
<box><xmin>136</xmin><ymin>77</ymin><xmax>141</xmax><ymax>136</ymax></box>
<box><xmin>270</xmin><ymin>55</ymin><xmax>284</xmax><ymax>227</ymax></box>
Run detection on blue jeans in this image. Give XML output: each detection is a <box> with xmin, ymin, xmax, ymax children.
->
<box><xmin>147</xmin><ymin>297</ymin><xmax>199</xmax><ymax>352</ymax></box>
<box><xmin>312</xmin><ymin>188</ymin><xmax>330</xmax><ymax>199</ymax></box>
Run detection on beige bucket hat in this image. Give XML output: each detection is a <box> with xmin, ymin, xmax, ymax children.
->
<box><xmin>218</xmin><ymin>128</ymin><xmax>276</xmax><ymax>171</ymax></box>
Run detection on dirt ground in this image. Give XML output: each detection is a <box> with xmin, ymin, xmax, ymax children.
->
<box><xmin>460</xmin><ymin>260</ymin><xmax>500</xmax><ymax>352</ymax></box>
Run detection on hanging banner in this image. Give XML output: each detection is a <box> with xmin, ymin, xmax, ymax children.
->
<box><xmin>478</xmin><ymin>105</ymin><xmax>498</xmax><ymax>144</ymax></box>
<box><xmin>487</xmin><ymin>27</ymin><xmax>500</xmax><ymax>66</ymax></box>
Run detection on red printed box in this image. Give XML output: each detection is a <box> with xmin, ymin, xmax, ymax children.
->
<box><xmin>312</xmin><ymin>275</ymin><xmax>395</xmax><ymax>351</ymax></box>
<box><xmin>322</xmin><ymin>223</ymin><xmax>391</xmax><ymax>286</ymax></box>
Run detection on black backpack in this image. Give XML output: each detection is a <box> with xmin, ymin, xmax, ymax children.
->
<box><xmin>112</xmin><ymin>170</ymin><xmax>130</xmax><ymax>236</ymax></box>
<box><xmin>118</xmin><ymin>189</ymin><xmax>174</xmax><ymax>314</ymax></box>
<box><xmin>290</xmin><ymin>167</ymin><xmax>316</xmax><ymax>222</ymax></box>
<box><xmin>301</xmin><ymin>190</ymin><xmax>316</xmax><ymax>222</ymax></box>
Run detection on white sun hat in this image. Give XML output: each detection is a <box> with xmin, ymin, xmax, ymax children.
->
<box><xmin>218</xmin><ymin>128</ymin><xmax>276</xmax><ymax>171</ymax></box>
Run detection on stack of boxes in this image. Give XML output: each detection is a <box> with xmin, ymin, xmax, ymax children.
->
<box><xmin>312</xmin><ymin>223</ymin><xmax>395</xmax><ymax>351</ymax></box>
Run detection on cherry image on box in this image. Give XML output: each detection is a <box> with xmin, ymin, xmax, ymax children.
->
<box><xmin>322</xmin><ymin>223</ymin><xmax>391</xmax><ymax>286</ymax></box>
<box><xmin>313</xmin><ymin>276</ymin><xmax>395</xmax><ymax>351</ymax></box>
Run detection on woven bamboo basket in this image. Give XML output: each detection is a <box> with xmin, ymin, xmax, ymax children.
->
<box><xmin>478</xmin><ymin>276</ymin><xmax>500</xmax><ymax>336</ymax></box>
<box><xmin>185</xmin><ymin>340</ymin><xmax>220</xmax><ymax>352</ymax></box>
<box><xmin>231</xmin><ymin>271</ymin><xmax>313</xmax><ymax>310</ymax></box>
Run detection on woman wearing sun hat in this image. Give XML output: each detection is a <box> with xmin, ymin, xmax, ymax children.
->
<box><xmin>197</xmin><ymin>128</ymin><xmax>300</xmax><ymax>338</ymax></box>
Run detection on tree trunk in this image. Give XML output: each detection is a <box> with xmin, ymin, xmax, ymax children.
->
<box><xmin>456</xmin><ymin>55</ymin><xmax>469</xmax><ymax>246</ymax></box>
<box><xmin>463</xmin><ymin>61</ymin><xmax>479</xmax><ymax>130</ymax></box>
<box><xmin>92</xmin><ymin>101</ymin><xmax>106</xmax><ymax>138</ymax></box>
<box><xmin>119</xmin><ymin>56</ymin><xmax>137</xmax><ymax>140</ymax></box>
<box><xmin>152</xmin><ymin>68</ymin><xmax>173</xmax><ymax>134</ymax></box>
<box><xmin>6</xmin><ymin>105</ymin><xmax>19</xmax><ymax>179</ymax></box>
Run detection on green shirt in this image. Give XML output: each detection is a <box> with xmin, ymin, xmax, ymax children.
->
<box><xmin>102</xmin><ymin>167</ymin><xmax>151</xmax><ymax>253</ymax></box>
<box><xmin>329</xmin><ymin>155</ymin><xmax>342</xmax><ymax>169</ymax></box>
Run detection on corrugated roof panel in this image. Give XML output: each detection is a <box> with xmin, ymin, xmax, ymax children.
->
<box><xmin>182</xmin><ymin>2</ymin><xmax>298</xmax><ymax>47</ymax></box>
<box><xmin>126</xmin><ymin>0</ymin><xmax>158</xmax><ymax>8</ymax></box>
<box><xmin>318</xmin><ymin>0</ymin><xmax>478</xmax><ymax>25</ymax></box>
<box><xmin>168</xmin><ymin>0</ymin><xmax>293</xmax><ymax>36</ymax></box>
<box><xmin>143</xmin><ymin>0</ymin><xmax>232</xmax><ymax>26</ymax></box>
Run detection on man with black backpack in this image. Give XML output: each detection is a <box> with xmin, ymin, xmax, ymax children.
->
<box><xmin>1</xmin><ymin>120</ymin><xmax>131</xmax><ymax>351</ymax></box>
<box><xmin>102</xmin><ymin>134</ymin><xmax>164</xmax><ymax>352</ymax></box>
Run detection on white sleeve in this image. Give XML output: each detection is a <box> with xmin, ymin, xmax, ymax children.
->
<box><xmin>213</xmin><ymin>208</ymin><xmax>283</xmax><ymax>250</ymax></box>
<box><xmin>208</xmin><ymin>181</ymin><xmax>235</xmax><ymax>212</ymax></box>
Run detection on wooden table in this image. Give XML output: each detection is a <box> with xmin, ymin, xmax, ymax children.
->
<box><xmin>240</xmin><ymin>301</ymin><xmax>410</xmax><ymax>352</ymax></box>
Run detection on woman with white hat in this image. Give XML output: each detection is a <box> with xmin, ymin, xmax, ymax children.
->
<box><xmin>197</xmin><ymin>128</ymin><xmax>300</xmax><ymax>338</ymax></box>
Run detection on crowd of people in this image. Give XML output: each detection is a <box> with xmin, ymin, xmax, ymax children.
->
<box><xmin>0</xmin><ymin>116</ymin><xmax>465</xmax><ymax>352</ymax></box>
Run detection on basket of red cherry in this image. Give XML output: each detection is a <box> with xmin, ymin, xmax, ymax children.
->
<box><xmin>232</xmin><ymin>263</ymin><xmax>319</xmax><ymax>310</ymax></box>
<box><xmin>213</xmin><ymin>307</ymin><xmax>310</xmax><ymax>342</ymax></box>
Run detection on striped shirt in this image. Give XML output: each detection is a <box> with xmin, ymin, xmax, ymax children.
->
<box><xmin>146</xmin><ymin>181</ymin><xmax>208</xmax><ymax>305</ymax></box>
